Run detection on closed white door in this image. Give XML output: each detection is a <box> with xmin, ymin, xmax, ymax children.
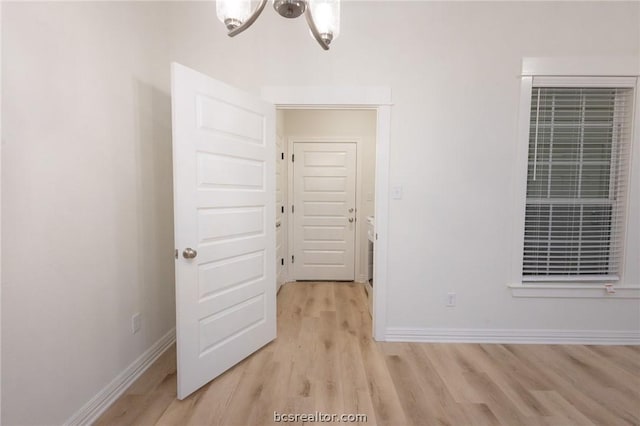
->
<box><xmin>171</xmin><ymin>63</ymin><xmax>276</xmax><ymax>399</ymax></box>
<box><xmin>292</xmin><ymin>142</ymin><xmax>357</xmax><ymax>281</ymax></box>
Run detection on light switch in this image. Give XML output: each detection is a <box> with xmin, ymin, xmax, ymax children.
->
<box><xmin>391</xmin><ymin>185</ymin><xmax>403</xmax><ymax>200</ymax></box>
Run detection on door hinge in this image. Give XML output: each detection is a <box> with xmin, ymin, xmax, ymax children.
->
<box><xmin>281</xmin><ymin>206</ymin><xmax>284</xmax><ymax>214</ymax></box>
<box><xmin>292</xmin><ymin>255</ymin><xmax>295</xmax><ymax>263</ymax></box>
<box><xmin>291</xmin><ymin>205</ymin><xmax>295</xmax><ymax>214</ymax></box>
<box><xmin>281</xmin><ymin>152</ymin><xmax>284</xmax><ymax>160</ymax></box>
<box><xmin>292</xmin><ymin>154</ymin><xmax>295</xmax><ymax>162</ymax></box>
<box><xmin>281</xmin><ymin>258</ymin><xmax>284</xmax><ymax>266</ymax></box>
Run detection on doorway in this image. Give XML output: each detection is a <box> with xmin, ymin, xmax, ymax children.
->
<box><xmin>262</xmin><ymin>87</ymin><xmax>391</xmax><ymax>341</ymax></box>
<box><xmin>279</xmin><ymin>109</ymin><xmax>377</xmax><ymax>285</ymax></box>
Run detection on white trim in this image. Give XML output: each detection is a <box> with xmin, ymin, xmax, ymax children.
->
<box><xmin>532</xmin><ymin>76</ymin><xmax>637</xmax><ymax>88</ymax></box>
<box><xmin>522</xmin><ymin>56</ymin><xmax>640</xmax><ymax>77</ymax></box>
<box><xmin>372</xmin><ymin>105</ymin><xmax>391</xmax><ymax>341</ymax></box>
<box><xmin>64</xmin><ymin>328</ymin><xmax>176</xmax><ymax>426</ymax></box>
<box><xmin>261</xmin><ymin>86</ymin><xmax>392</xmax><ymax>107</ymax></box>
<box><xmin>622</xmin><ymin>77</ymin><xmax>640</xmax><ymax>298</ymax></box>
<box><xmin>261</xmin><ymin>86</ymin><xmax>391</xmax><ymax>342</ymax></box>
<box><xmin>523</xmin><ymin>275</ymin><xmax>620</xmax><ymax>283</ymax></box>
<box><xmin>286</xmin><ymin>137</ymin><xmax>362</xmax><ymax>283</ymax></box>
<box><xmin>509</xmin><ymin>284</ymin><xmax>640</xmax><ymax>299</ymax></box>
<box><xmin>275</xmin><ymin>126</ymin><xmax>289</xmax><ymax>291</ymax></box>
<box><xmin>385</xmin><ymin>327</ymin><xmax>640</xmax><ymax>345</ymax></box>
<box><xmin>509</xmin><ymin>76</ymin><xmax>532</xmax><ymax>287</ymax></box>
<box><xmin>287</xmin><ymin>138</ymin><xmax>294</xmax><ymax>283</ymax></box>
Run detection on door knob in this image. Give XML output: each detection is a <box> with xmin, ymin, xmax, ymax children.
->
<box><xmin>348</xmin><ymin>208</ymin><xmax>354</xmax><ymax>213</ymax></box>
<box><xmin>183</xmin><ymin>248</ymin><xmax>198</xmax><ymax>259</ymax></box>
<box><xmin>348</xmin><ymin>218</ymin><xmax>354</xmax><ymax>223</ymax></box>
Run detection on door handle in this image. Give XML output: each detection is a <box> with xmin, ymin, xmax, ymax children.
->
<box><xmin>183</xmin><ymin>248</ymin><xmax>198</xmax><ymax>259</ymax></box>
<box><xmin>348</xmin><ymin>208</ymin><xmax>354</xmax><ymax>213</ymax></box>
<box><xmin>348</xmin><ymin>218</ymin><xmax>354</xmax><ymax>223</ymax></box>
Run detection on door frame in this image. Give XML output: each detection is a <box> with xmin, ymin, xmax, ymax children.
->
<box><xmin>261</xmin><ymin>86</ymin><xmax>391</xmax><ymax>341</ymax></box>
<box><xmin>287</xmin><ymin>138</ymin><xmax>362</xmax><ymax>283</ymax></box>
<box><xmin>275</xmin><ymin>132</ymin><xmax>287</xmax><ymax>293</ymax></box>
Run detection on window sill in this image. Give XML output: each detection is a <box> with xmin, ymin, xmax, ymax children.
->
<box><xmin>509</xmin><ymin>284</ymin><xmax>640</xmax><ymax>299</ymax></box>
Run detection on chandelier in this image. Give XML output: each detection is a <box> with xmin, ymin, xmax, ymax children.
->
<box><xmin>216</xmin><ymin>0</ymin><xmax>341</xmax><ymax>50</ymax></box>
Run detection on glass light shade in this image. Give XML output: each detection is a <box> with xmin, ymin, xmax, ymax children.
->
<box><xmin>309</xmin><ymin>0</ymin><xmax>340</xmax><ymax>41</ymax></box>
<box><xmin>216</xmin><ymin>0</ymin><xmax>252</xmax><ymax>30</ymax></box>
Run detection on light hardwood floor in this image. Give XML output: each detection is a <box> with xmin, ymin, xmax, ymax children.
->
<box><xmin>96</xmin><ymin>282</ymin><xmax>640</xmax><ymax>426</ymax></box>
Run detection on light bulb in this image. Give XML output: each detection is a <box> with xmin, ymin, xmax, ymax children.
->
<box><xmin>309</xmin><ymin>0</ymin><xmax>340</xmax><ymax>43</ymax></box>
<box><xmin>216</xmin><ymin>0</ymin><xmax>252</xmax><ymax>31</ymax></box>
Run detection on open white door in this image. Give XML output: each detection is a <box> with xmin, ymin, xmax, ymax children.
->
<box><xmin>171</xmin><ymin>63</ymin><xmax>276</xmax><ymax>399</ymax></box>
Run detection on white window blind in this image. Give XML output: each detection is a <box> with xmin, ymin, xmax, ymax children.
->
<box><xmin>523</xmin><ymin>85</ymin><xmax>634</xmax><ymax>281</ymax></box>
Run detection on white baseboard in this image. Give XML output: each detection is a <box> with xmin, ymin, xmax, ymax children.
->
<box><xmin>65</xmin><ymin>328</ymin><xmax>176</xmax><ymax>426</ymax></box>
<box><xmin>385</xmin><ymin>327</ymin><xmax>640</xmax><ymax>345</ymax></box>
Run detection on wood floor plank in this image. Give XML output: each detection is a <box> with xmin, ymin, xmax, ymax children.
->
<box><xmin>153</xmin><ymin>386</ymin><xmax>205</xmax><ymax>426</ymax></box>
<box><xmin>478</xmin><ymin>343</ymin><xmax>555</xmax><ymax>391</ymax></box>
<box><xmin>385</xmin><ymin>350</ymin><xmax>444</xmax><ymax>425</ymax></box>
<box><xmin>96</xmin><ymin>282</ymin><xmax>640</xmax><ymax>426</ymax></box>
<box><xmin>337</xmin><ymin>325</ymin><xmax>375</xmax><ymax>417</ymax></box>
<box><xmin>402</xmin><ymin>343</ymin><xmax>473</xmax><ymax>426</ymax></box>
<box><xmin>462</xmin><ymin>371</ymin><xmax>537</xmax><ymax>426</ymax></box>
<box><xmin>128</xmin><ymin>372</ymin><xmax>178</xmax><ymax>425</ymax></box>
<box><xmin>584</xmin><ymin>345</ymin><xmax>640</xmax><ymax>377</ymax></box>
<box><xmin>563</xmin><ymin>344</ymin><xmax>640</xmax><ymax>395</ymax></box>
<box><xmin>421</xmin><ymin>344</ymin><xmax>485</xmax><ymax>404</ymax></box>
<box><xmin>530</xmin><ymin>390</ymin><xmax>597</xmax><ymax>426</ymax></box>
<box><xmin>537</xmin><ymin>344</ymin><xmax>639</xmax><ymax>425</ymax></box>
<box><xmin>313</xmin><ymin>310</ymin><xmax>344</xmax><ymax>416</ymax></box>
<box><xmin>217</xmin><ymin>344</ymin><xmax>276</xmax><ymax>426</ymax></box>
<box><xmin>94</xmin><ymin>395</ymin><xmax>148</xmax><ymax>426</ymax></box>
<box><xmin>244</xmin><ymin>359</ymin><xmax>288</xmax><ymax>426</ymax></box>
<box><xmin>457</xmin><ymin>403</ymin><xmax>502</xmax><ymax>426</ymax></box>
<box><xmin>126</xmin><ymin>347</ymin><xmax>177</xmax><ymax>396</ymax></box>
<box><xmin>357</xmin><ymin>329</ymin><xmax>407</xmax><ymax>425</ymax></box>
<box><xmin>335</xmin><ymin>287</ymin><xmax>376</xmax><ymax>423</ymax></box>
<box><xmin>504</xmin><ymin>343</ymin><xmax>635</xmax><ymax>426</ymax></box>
<box><xmin>182</xmin><ymin>359</ymin><xmax>246</xmax><ymax>426</ymax></box>
<box><xmin>286</xmin><ymin>315</ymin><xmax>319</xmax><ymax>403</ymax></box>
<box><xmin>454</xmin><ymin>344</ymin><xmax>550</xmax><ymax>418</ymax></box>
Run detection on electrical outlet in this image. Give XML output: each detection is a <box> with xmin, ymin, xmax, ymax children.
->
<box><xmin>446</xmin><ymin>292</ymin><xmax>456</xmax><ymax>307</ymax></box>
<box><xmin>132</xmin><ymin>313</ymin><xmax>141</xmax><ymax>334</ymax></box>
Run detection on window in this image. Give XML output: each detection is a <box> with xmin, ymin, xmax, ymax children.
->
<box><xmin>523</xmin><ymin>81</ymin><xmax>634</xmax><ymax>282</ymax></box>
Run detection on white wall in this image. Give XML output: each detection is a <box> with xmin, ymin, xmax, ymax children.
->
<box><xmin>2</xmin><ymin>3</ymin><xmax>175</xmax><ymax>424</ymax></box>
<box><xmin>2</xmin><ymin>1</ymin><xmax>639</xmax><ymax>424</ymax></box>
<box><xmin>164</xmin><ymin>0</ymin><xmax>640</xmax><ymax>334</ymax></box>
<box><xmin>283</xmin><ymin>109</ymin><xmax>376</xmax><ymax>283</ymax></box>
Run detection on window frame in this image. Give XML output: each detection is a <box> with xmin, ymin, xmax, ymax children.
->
<box><xmin>509</xmin><ymin>57</ymin><xmax>640</xmax><ymax>298</ymax></box>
